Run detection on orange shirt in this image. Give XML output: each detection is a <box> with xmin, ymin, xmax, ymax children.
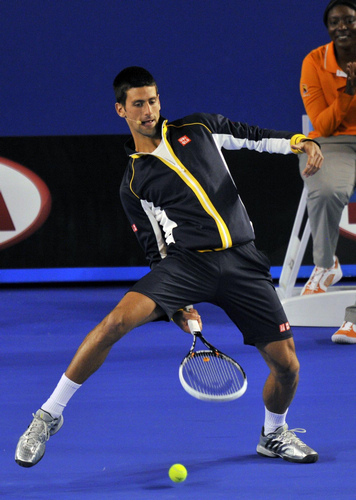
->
<box><xmin>300</xmin><ymin>42</ymin><xmax>356</xmax><ymax>138</ymax></box>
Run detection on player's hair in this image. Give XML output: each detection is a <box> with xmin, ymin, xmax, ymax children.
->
<box><xmin>323</xmin><ymin>0</ymin><xmax>356</xmax><ymax>26</ymax></box>
<box><xmin>113</xmin><ymin>66</ymin><xmax>158</xmax><ymax>105</ymax></box>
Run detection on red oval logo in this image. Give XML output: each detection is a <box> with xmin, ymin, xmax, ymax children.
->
<box><xmin>0</xmin><ymin>157</ymin><xmax>52</xmax><ymax>250</ymax></box>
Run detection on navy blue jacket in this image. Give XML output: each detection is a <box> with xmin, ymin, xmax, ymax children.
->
<box><xmin>120</xmin><ymin>113</ymin><xmax>301</xmax><ymax>268</ymax></box>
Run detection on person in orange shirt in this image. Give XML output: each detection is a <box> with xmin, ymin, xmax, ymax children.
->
<box><xmin>299</xmin><ymin>0</ymin><xmax>356</xmax><ymax>343</ymax></box>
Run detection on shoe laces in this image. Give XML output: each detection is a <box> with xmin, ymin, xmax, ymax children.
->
<box><xmin>306</xmin><ymin>267</ymin><xmax>325</xmax><ymax>291</ymax></box>
<box><xmin>342</xmin><ymin>321</ymin><xmax>354</xmax><ymax>332</ymax></box>
<box><xmin>24</xmin><ymin>414</ymin><xmax>50</xmax><ymax>446</ymax></box>
<box><xmin>278</xmin><ymin>428</ymin><xmax>309</xmax><ymax>448</ymax></box>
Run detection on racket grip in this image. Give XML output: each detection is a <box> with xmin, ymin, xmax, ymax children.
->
<box><xmin>184</xmin><ymin>306</ymin><xmax>201</xmax><ymax>333</ymax></box>
<box><xmin>188</xmin><ymin>319</ymin><xmax>201</xmax><ymax>333</ymax></box>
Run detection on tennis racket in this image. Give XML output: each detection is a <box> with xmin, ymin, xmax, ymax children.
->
<box><xmin>178</xmin><ymin>308</ymin><xmax>247</xmax><ymax>402</ymax></box>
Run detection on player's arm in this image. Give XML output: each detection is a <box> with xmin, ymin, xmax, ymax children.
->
<box><xmin>206</xmin><ymin>113</ymin><xmax>311</xmax><ymax>155</ymax></box>
<box><xmin>206</xmin><ymin>113</ymin><xmax>323</xmax><ymax>174</ymax></box>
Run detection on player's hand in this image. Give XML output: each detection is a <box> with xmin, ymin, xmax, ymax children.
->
<box><xmin>293</xmin><ymin>140</ymin><xmax>324</xmax><ymax>177</ymax></box>
<box><xmin>172</xmin><ymin>307</ymin><xmax>202</xmax><ymax>333</ymax></box>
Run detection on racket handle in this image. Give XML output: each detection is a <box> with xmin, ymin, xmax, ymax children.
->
<box><xmin>188</xmin><ymin>319</ymin><xmax>201</xmax><ymax>333</ymax></box>
<box><xmin>184</xmin><ymin>305</ymin><xmax>201</xmax><ymax>333</ymax></box>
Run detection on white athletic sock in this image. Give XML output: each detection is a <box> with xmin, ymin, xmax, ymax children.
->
<box><xmin>264</xmin><ymin>407</ymin><xmax>288</xmax><ymax>436</ymax></box>
<box><xmin>41</xmin><ymin>373</ymin><xmax>82</xmax><ymax>418</ymax></box>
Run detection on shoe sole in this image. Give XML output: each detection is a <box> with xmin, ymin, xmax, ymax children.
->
<box><xmin>15</xmin><ymin>454</ymin><xmax>45</xmax><ymax>468</ymax></box>
<box><xmin>282</xmin><ymin>454</ymin><xmax>318</xmax><ymax>463</ymax></box>
<box><xmin>331</xmin><ymin>335</ymin><xmax>356</xmax><ymax>344</ymax></box>
<box><xmin>257</xmin><ymin>445</ymin><xmax>318</xmax><ymax>463</ymax></box>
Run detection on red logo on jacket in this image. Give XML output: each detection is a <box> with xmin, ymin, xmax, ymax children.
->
<box><xmin>178</xmin><ymin>135</ymin><xmax>191</xmax><ymax>146</ymax></box>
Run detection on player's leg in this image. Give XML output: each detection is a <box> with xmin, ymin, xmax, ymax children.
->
<box><xmin>256</xmin><ymin>337</ymin><xmax>299</xmax><ymax>414</ymax></box>
<box><xmin>15</xmin><ymin>291</ymin><xmax>163</xmax><ymax>468</ymax></box>
<box><xmin>255</xmin><ymin>337</ymin><xmax>318</xmax><ymax>463</ymax></box>
<box><xmin>216</xmin><ymin>244</ymin><xmax>318</xmax><ymax>463</ymax></box>
<box><xmin>15</xmin><ymin>249</ymin><xmax>211</xmax><ymax>469</ymax></box>
<box><xmin>65</xmin><ymin>291</ymin><xmax>163</xmax><ymax>384</ymax></box>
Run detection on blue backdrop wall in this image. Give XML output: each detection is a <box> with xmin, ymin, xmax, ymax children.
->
<box><xmin>3</xmin><ymin>0</ymin><xmax>355</xmax><ymax>283</ymax></box>
<box><xmin>1</xmin><ymin>0</ymin><xmax>330</xmax><ymax>138</ymax></box>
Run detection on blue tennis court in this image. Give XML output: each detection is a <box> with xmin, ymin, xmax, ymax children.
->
<box><xmin>2</xmin><ymin>285</ymin><xmax>355</xmax><ymax>499</ymax></box>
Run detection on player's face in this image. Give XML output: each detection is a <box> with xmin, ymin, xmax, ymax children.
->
<box><xmin>327</xmin><ymin>5</ymin><xmax>356</xmax><ymax>50</ymax></box>
<box><xmin>116</xmin><ymin>86</ymin><xmax>161</xmax><ymax>138</ymax></box>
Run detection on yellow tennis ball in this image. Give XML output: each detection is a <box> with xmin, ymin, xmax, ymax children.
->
<box><xmin>168</xmin><ymin>463</ymin><xmax>187</xmax><ymax>483</ymax></box>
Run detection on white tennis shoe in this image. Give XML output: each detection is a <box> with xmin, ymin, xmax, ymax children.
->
<box><xmin>331</xmin><ymin>321</ymin><xmax>356</xmax><ymax>344</ymax></box>
<box><xmin>301</xmin><ymin>256</ymin><xmax>342</xmax><ymax>295</ymax></box>
<box><xmin>256</xmin><ymin>424</ymin><xmax>318</xmax><ymax>463</ymax></box>
<box><xmin>15</xmin><ymin>409</ymin><xmax>63</xmax><ymax>467</ymax></box>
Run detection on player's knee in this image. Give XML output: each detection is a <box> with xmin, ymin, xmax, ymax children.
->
<box><xmin>269</xmin><ymin>349</ymin><xmax>299</xmax><ymax>385</ymax></box>
<box><xmin>289</xmin><ymin>355</ymin><xmax>300</xmax><ymax>378</ymax></box>
<box><xmin>277</xmin><ymin>355</ymin><xmax>300</xmax><ymax>384</ymax></box>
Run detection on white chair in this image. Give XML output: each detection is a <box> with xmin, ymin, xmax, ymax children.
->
<box><xmin>277</xmin><ymin>115</ymin><xmax>356</xmax><ymax>326</ymax></box>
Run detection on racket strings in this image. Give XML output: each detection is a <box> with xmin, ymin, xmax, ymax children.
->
<box><xmin>183</xmin><ymin>351</ymin><xmax>244</xmax><ymax>397</ymax></box>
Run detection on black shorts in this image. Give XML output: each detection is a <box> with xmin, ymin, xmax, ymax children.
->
<box><xmin>130</xmin><ymin>241</ymin><xmax>292</xmax><ymax>346</ymax></box>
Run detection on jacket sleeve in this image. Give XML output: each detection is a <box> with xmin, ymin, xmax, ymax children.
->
<box><xmin>203</xmin><ymin>113</ymin><xmax>303</xmax><ymax>155</ymax></box>
<box><xmin>120</xmin><ymin>177</ymin><xmax>166</xmax><ymax>269</ymax></box>
<box><xmin>300</xmin><ymin>52</ymin><xmax>355</xmax><ymax>137</ymax></box>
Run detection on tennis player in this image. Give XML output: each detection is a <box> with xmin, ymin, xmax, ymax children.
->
<box><xmin>15</xmin><ymin>67</ymin><xmax>323</xmax><ymax>467</ymax></box>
